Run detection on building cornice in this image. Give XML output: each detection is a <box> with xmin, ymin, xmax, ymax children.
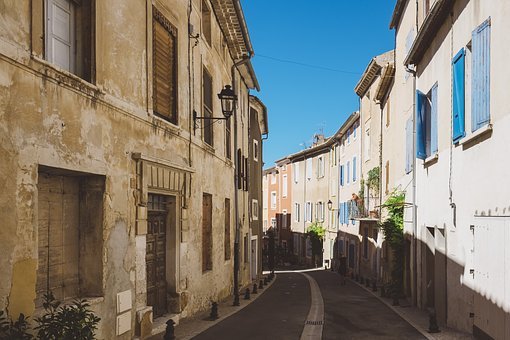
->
<box><xmin>210</xmin><ymin>0</ymin><xmax>253</xmax><ymax>61</ymax></box>
<box><xmin>249</xmin><ymin>95</ymin><xmax>268</xmax><ymax>135</ymax></box>
<box><xmin>404</xmin><ymin>0</ymin><xmax>454</xmax><ymax>66</ymax></box>
<box><xmin>354</xmin><ymin>59</ymin><xmax>381</xmax><ymax>97</ymax></box>
<box><xmin>375</xmin><ymin>63</ymin><xmax>395</xmax><ymax>102</ymax></box>
<box><xmin>389</xmin><ymin>0</ymin><xmax>409</xmax><ymax>29</ymax></box>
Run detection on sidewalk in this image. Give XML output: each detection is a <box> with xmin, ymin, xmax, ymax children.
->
<box><xmin>352</xmin><ymin>279</ymin><xmax>474</xmax><ymax>340</ymax></box>
<box><xmin>147</xmin><ymin>277</ymin><xmax>276</xmax><ymax>340</ymax></box>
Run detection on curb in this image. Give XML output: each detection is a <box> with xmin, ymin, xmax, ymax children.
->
<box><xmin>151</xmin><ymin>275</ymin><xmax>277</xmax><ymax>340</ymax></box>
<box><xmin>350</xmin><ymin>279</ymin><xmax>436</xmax><ymax>340</ymax></box>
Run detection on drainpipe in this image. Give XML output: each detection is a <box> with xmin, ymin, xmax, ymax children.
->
<box><xmin>232</xmin><ymin>57</ymin><xmax>250</xmax><ymax>306</ymax></box>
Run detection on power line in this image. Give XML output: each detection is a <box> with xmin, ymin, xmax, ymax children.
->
<box><xmin>255</xmin><ymin>53</ymin><xmax>361</xmax><ymax>75</ymax></box>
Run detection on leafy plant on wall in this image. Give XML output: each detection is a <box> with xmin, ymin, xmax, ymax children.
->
<box><xmin>379</xmin><ymin>190</ymin><xmax>405</xmax><ymax>296</ymax></box>
<box><xmin>307</xmin><ymin>222</ymin><xmax>325</xmax><ymax>268</ymax></box>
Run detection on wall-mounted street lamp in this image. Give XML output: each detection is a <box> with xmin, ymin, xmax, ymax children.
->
<box><xmin>327</xmin><ymin>199</ymin><xmax>335</xmax><ymax>211</ymax></box>
<box><xmin>193</xmin><ymin>85</ymin><xmax>237</xmax><ymax>131</ymax></box>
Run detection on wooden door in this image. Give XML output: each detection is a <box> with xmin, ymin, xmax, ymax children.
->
<box><xmin>146</xmin><ymin>194</ymin><xmax>167</xmax><ymax>318</ymax></box>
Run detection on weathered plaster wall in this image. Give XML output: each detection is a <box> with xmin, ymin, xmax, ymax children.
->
<box><xmin>0</xmin><ymin>0</ymin><xmax>257</xmax><ymax>338</ymax></box>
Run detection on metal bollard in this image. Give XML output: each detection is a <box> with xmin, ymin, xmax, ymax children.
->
<box><xmin>244</xmin><ymin>288</ymin><xmax>251</xmax><ymax>300</ymax></box>
<box><xmin>259</xmin><ymin>279</ymin><xmax>264</xmax><ymax>289</ymax></box>
<box><xmin>210</xmin><ymin>302</ymin><xmax>219</xmax><ymax>320</ymax></box>
<box><xmin>164</xmin><ymin>319</ymin><xmax>176</xmax><ymax>340</ymax></box>
<box><xmin>392</xmin><ymin>292</ymin><xmax>400</xmax><ymax>306</ymax></box>
<box><xmin>264</xmin><ymin>277</ymin><xmax>268</xmax><ymax>285</ymax></box>
<box><xmin>428</xmin><ymin>308</ymin><xmax>440</xmax><ymax>333</ymax></box>
<box><xmin>252</xmin><ymin>283</ymin><xmax>258</xmax><ymax>294</ymax></box>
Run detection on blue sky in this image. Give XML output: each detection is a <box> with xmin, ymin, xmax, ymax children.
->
<box><xmin>240</xmin><ymin>1</ymin><xmax>396</xmax><ymax>167</ymax></box>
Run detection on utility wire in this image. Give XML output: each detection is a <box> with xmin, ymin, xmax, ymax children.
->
<box><xmin>255</xmin><ymin>53</ymin><xmax>361</xmax><ymax>75</ymax></box>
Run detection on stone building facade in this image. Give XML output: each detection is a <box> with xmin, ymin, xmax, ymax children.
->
<box><xmin>0</xmin><ymin>0</ymin><xmax>265</xmax><ymax>338</ymax></box>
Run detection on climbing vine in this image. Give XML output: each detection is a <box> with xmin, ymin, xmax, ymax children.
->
<box><xmin>367</xmin><ymin>166</ymin><xmax>380</xmax><ymax>196</ymax></box>
<box><xmin>380</xmin><ymin>190</ymin><xmax>405</xmax><ymax>295</ymax></box>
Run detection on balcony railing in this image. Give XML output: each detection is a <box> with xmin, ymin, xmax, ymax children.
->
<box><xmin>349</xmin><ymin>196</ymin><xmax>380</xmax><ymax>219</ymax></box>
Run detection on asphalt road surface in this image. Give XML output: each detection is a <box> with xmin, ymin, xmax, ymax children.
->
<box><xmin>193</xmin><ymin>270</ymin><xmax>425</xmax><ymax>339</ymax></box>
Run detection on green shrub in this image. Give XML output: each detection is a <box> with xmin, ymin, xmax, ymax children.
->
<box><xmin>0</xmin><ymin>310</ymin><xmax>33</xmax><ymax>340</ymax></box>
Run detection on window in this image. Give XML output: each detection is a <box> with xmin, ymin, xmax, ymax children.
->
<box><xmin>316</xmin><ymin>201</ymin><xmax>324</xmax><ymax>222</ymax></box>
<box><xmin>346</xmin><ymin>161</ymin><xmax>350</xmax><ymax>184</ymax></box>
<box><xmin>202</xmin><ymin>193</ymin><xmax>213</xmax><ymax>271</ymax></box>
<box><xmin>294</xmin><ymin>203</ymin><xmax>300</xmax><ymax>222</ymax></box>
<box><xmin>306</xmin><ymin>158</ymin><xmax>312</xmax><ymax>179</ymax></box>
<box><xmin>340</xmin><ymin>165</ymin><xmax>344</xmax><ymax>186</ymax></box>
<box><xmin>201</xmin><ymin>0</ymin><xmax>211</xmax><ymax>46</ymax></box>
<box><xmin>452</xmin><ymin>48</ymin><xmax>466</xmax><ymax>142</ymax></box>
<box><xmin>347</xmin><ymin>128</ymin><xmax>351</xmax><ymax>144</ymax></box>
<box><xmin>271</xmin><ymin>218</ymin><xmax>276</xmax><ymax>229</ymax></box>
<box><xmin>416</xmin><ymin>84</ymin><xmax>438</xmax><ymax>159</ymax></box>
<box><xmin>36</xmin><ymin>169</ymin><xmax>104</xmax><ymax>307</ymax></box>
<box><xmin>282</xmin><ymin>210</ymin><xmax>288</xmax><ymax>229</ymax></box>
<box><xmin>225</xmin><ymin>117</ymin><xmax>231</xmax><ymax>159</ymax></box>
<box><xmin>293</xmin><ymin>163</ymin><xmax>300</xmax><ymax>183</ymax></box>
<box><xmin>282</xmin><ymin>164</ymin><xmax>287</xmax><ymax>171</ymax></box>
<box><xmin>352</xmin><ymin>156</ymin><xmax>357</xmax><ymax>182</ymax></box>
<box><xmin>44</xmin><ymin>0</ymin><xmax>94</xmax><ymax>82</ymax></box>
<box><xmin>271</xmin><ymin>173</ymin><xmax>276</xmax><ymax>184</ymax></box>
<box><xmin>253</xmin><ymin>140</ymin><xmax>259</xmax><ymax>161</ymax></box>
<box><xmin>224</xmin><ymin>198</ymin><xmax>231</xmax><ymax>260</ymax></box>
<box><xmin>305</xmin><ymin>202</ymin><xmax>313</xmax><ymax>222</ymax></box>
<box><xmin>282</xmin><ymin>174</ymin><xmax>288</xmax><ymax>197</ymax></box>
<box><xmin>317</xmin><ymin>156</ymin><xmax>325</xmax><ymax>178</ymax></box>
<box><xmin>244</xmin><ymin>234</ymin><xmax>249</xmax><ymax>263</ymax></box>
<box><xmin>252</xmin><ymin>199</ymin><xmax>259</xmax><ymax>220</ymax></box>
<box><xmin>202</xmin><ymin>67</ymin><xmax>214</xmax><ymax>145</ymax></box>
<box><xmin>153</xmin><ymin>6</ymin><xmax>178</xmax><ymax>124</ymax></box>
<box><xmin>471</xmin><ymin>19</ymin><xmax>491</xmax><ymax>132</ymax></box>
<box><xmin>270</xmin><ymin>191</ymin><xmax>277</xmax><ymax>209</ymax></box>
<box><xmin>353</xmin><ymin>123</ymin><xmax>357</xmax><ymax>139</ymax></box>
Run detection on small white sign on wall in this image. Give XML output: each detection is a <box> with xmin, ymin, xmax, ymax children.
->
<box><xmin>117</xmin><ymin>290</ymin><xmax>132</xmax><ymax>314</ymax></box>
<box><xmin>116</xmin><ymin>311</ymin><xmax>131</xmax><ymax>336</ymax></box>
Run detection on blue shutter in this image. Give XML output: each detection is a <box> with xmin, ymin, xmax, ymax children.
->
<box><xmin>340</xmin><ymin>203</ymin><xmax>344</xmax><ymax>224</ymax></box>
<box><xmin>471</xmin><ymin>19</ymin><xmax>491</xmax><ymax>132</ymax></box>
<box><xmin>452</xmin><ymin>49</ymin><xmax>466</xmax><ymax>142</ymax></box>
<box><xmin>405</xmin><ymin>117</ymin><xmax>413</xmax><ymax>174</ymax></box>
<box><xmin>340</xmin><ymin>165</ymin><xmax>344</xmax><ymax>186</ymax></box>
<box><xmin>347</xmin><ymin>161</ymin><xmax>350</xmax><ymax>184</ymax></box>
<box><xmin>344</xmin><ymin>202</ymin><xmax>349</xmax><ymax>224</ymax></box>
<box><xmin>430</xmin><ymin>84</ymin><xmax>438</xmax><ymax>154</ymax></box>
<box><xmin>353</xmin><ymin>156</ymin><xmax>357</xmax><ymax>182</ymax></box>
<box><xmin>416</xmin><ymin>90</ymin><xmax>427</xmax><ymax>160</ymax></box>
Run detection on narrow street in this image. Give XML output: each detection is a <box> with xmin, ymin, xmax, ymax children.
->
<box><xmin>193</xmin><ymin>270</ymin><xmax>425</xmax><ymax>340</ymax></box>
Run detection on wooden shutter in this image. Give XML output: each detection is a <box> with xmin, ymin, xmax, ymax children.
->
<box><xmin>416</xmin><ymin>90</ymin><xmax>427</xmax><ymax>160</ymax></box>
<box><xmin>47</xmin><ymin>0</ymin><xmax>74</xmax><ymax>71</ymax></box>
<box><xmin>202</xmin><ymin>193</ymin><xmax>212</xmax><ymax>271</ymax></box>
<box><xmin>202</xmin><ymin>68</ymin><xmax>213</xmax><ymax>145</ymax></box>
<box><xmin>430</xmin><ymin>84</ymin><xmax>438</xmax><ymax>155</ymax></box>
<box><xmin>471</xmin><ymin>19</ymin><xmax>491</xmax><ymax>132</ymax></box>
<box><xmin>224</xmin><ymin>198</ymin><xmax>231</xmax><ymax>260</ymax></box>
<box><xmin>452</xmin><ymin>49</ymin><xmax>466</xmax><ymax>142</ymax></box>
<box><xmin>237</xmin><ymin>149</ymin><xmax>242</xmax><ymax>189</ymax></box>
<box><xmin>153</xmin><ymin>8</ymin><xmax>177</xmax><ymax>124</ymax></box>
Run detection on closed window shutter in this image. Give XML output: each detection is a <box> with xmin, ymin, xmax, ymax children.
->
<box><xmin>416</xmin><ymin>90</ymin><xmax>427</xmax><ymax>160</ymax></box>
<box><xmin>452</xmin><ymin>49</ymin><xmax>466</xmax><ymax>142</ymax></box>
<box><xmin>405</xmin><ymin>117</ymin><xmax>413</xmax><ymax>174</ymax></box>
<box><xmin>471</xmin><ymin>19</ymin><xmax>491</xmax><ymax>132</ymax></box>
<box><xmin>347</xmin><ymin>161</ymin><xmax>350</xmax><ymax>184</ymax></box>
<box><xmin>153</xmin><ymin>10</ymin><xmax>177</xmax><ymax>124</ymax></box>
<box><xmin>340</xmin><ymin>203</ymin><xmax>344</xmax><ymax>224</ymax></box>
<box><xmin>353</xmin><ymin>157</ymin><xmax>357</xmax><ymax>182</ymax></box>
<box><xmin>430</xmin><ymin>84</ymin><xmax>438</xmax><ymax>154</ymax></box>
<box><xmin>47</xmin><ymin>0</ymin><xmax>74</xmax><ymax>72</ymax></box>
<box><xmin>237</xmin><ymin>149</ymin><xmax>242</xmax><ymax>189</ymax></box>
<box><xmin>344</xmin><ymin>202</ymin><xmax>349</xmax><ymax>224</ymax></box>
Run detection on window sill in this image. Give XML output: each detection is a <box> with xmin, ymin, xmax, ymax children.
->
<box><xmin>150</xmin><ymin>114</ymin><xmax>182</xmax><ymax>136</ymax></box>
<box><xmin>458</xmin><ymin>123</ymin><xmax>493</xmax><ymax>146</ymax></box>
<box><xmin>423</xmin><ymin>153</ymin><xmax>438</xmax><ymax>167</ymax></box>
<box><xmin>31</xmin><ymin>55</ymin><xmax>99</xmax><ymax>96</ymax></box>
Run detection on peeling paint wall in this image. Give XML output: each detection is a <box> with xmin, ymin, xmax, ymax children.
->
<box><xmin>0</xmin><ymin>0</ymin><xmax>258</xmax><ymax>338</ymax></box>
